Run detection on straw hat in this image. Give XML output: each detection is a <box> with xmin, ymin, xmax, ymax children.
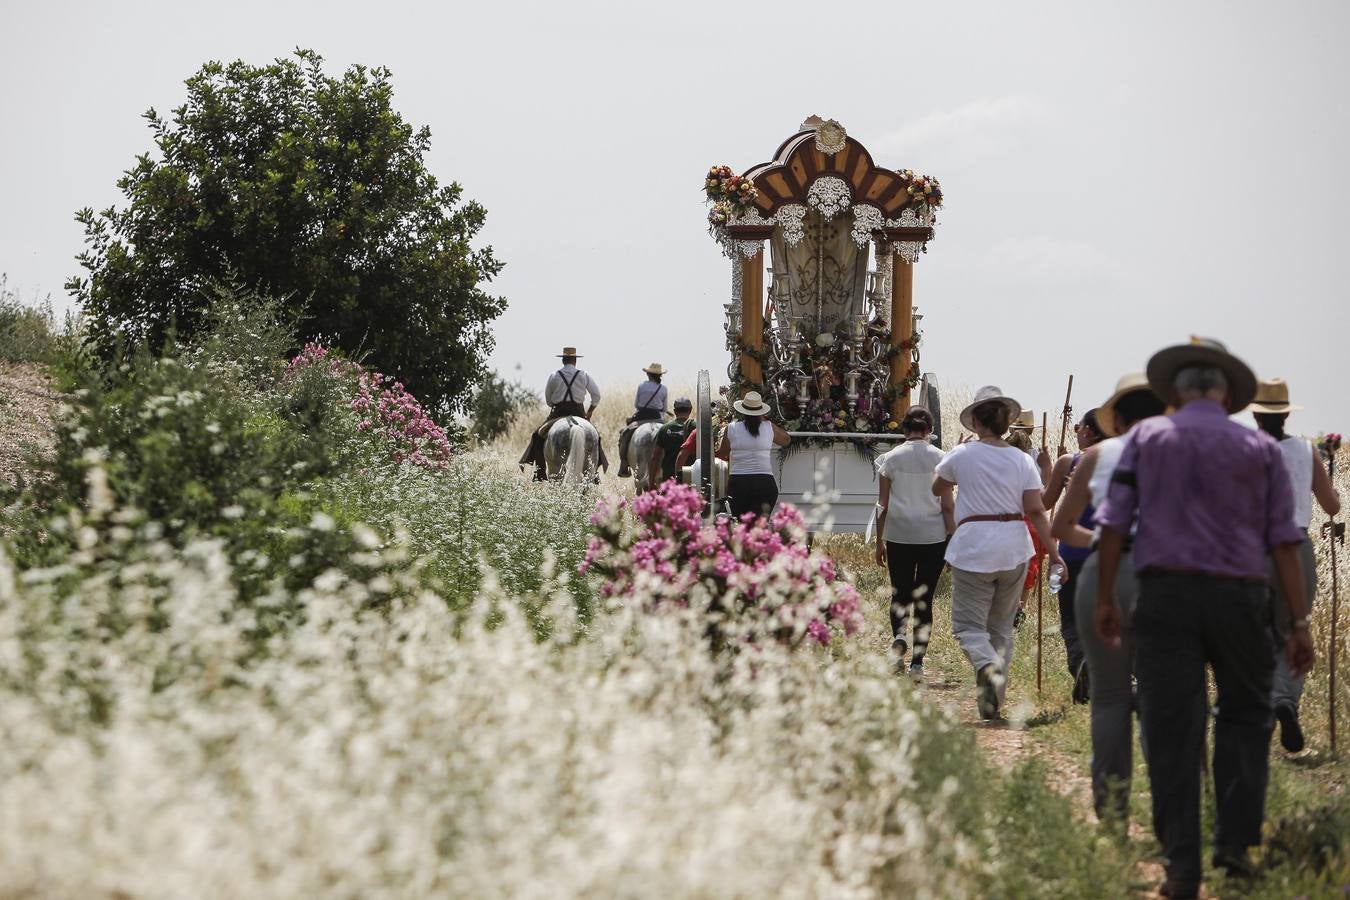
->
<box><xmin>959</xmin><ymin>385</ymin><xmax>1022</xmax><ymax>433</ymax></box>
<box><xmin>1008</xmin><ymin>410</ymin><xmax>1036</xmax><ymax>431</ymax></box>
<box><xmin>1246</xmin><ymin>378</ymin><xmax>1302</xmax><ymax>415</ymax></box>
<box><xmin>733</xmin><ymin>390</ymin><xmax>772</xmax><ymax>416</ymax></box>
<box><xmin>556</xmin><ymin>346</ymin><xmax>583</xmax><ymax>358</ymax></box>
<box><xmin>1097</xmin><ymin>372</ymin><xmax>1159</xmax><ymax>437</ymax></box>
<box><xmin>1145</xmin><ymin>336</ymin><xmax>1256</xmax><ymax>413</ymax></box>
<box><xmin>643</xmin><ymin>362</ymin><xmax>667</xmax><ymax>376</ymax></box>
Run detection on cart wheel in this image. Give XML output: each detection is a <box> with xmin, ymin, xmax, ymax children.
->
<box><xmin>696</xmin><ymin>370</ymin><xmax>713</xmax><ymax>519</ymax></box>
<box><xmin>921</xmin><ymin>374</ymin><xmax>943</xmax><ymax>446</ymax></box>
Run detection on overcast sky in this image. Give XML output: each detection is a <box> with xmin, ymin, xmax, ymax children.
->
<box><xmin>2</xmin><ymin>0</ymin><xmax>1347</xmax><ymax>432</ymax></box>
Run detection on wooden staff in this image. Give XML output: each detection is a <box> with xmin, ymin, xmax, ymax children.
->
<box><xmin>1326</xmin><ymin>438</ymin><xmax>1342</xmax><ymax>752</ymax></box>
<box><xmin>1037</xmin><ymin>411</ymin><xmax>1048</xmax><ymax>695</ymax></box>
<box><xmin>1057</xmin><ymin>375</ymin><xmax>1075</xmax><ymax>458</ymax></box>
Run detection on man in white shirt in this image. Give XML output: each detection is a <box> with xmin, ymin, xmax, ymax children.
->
<box><xmin>617</xmin><ymin>363</ymin><xmax>669</xmax><ymax>477</ymax></box>
<box><xmin>520</xmin><ymin>347</ymin><xmax>606</xmax><ymax>480</ymax></box>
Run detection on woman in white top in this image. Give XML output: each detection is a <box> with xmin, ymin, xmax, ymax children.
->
<box><xmin>932</xmin><ymin>385</ymin><xmax>1061</xmax><ymax>720</ymax></box>
<box><xmin>874</xmin><ymin>406</ymin><xmax>954</xmax><ymax>682</ymax></box>
<box><xmin>716</xmin><ymin>391</ymin><xmax>791</xmax><ymax>519</ymax></box>
<box><xmin>1051</xmin><ymin>372</ymin><xmax>1165</xmax><ymax>821</ymax></box>
<box><xmin>1249</xmin><ymin>378</ymin><xmax>1340</xmax><ymax>753</ymax></box>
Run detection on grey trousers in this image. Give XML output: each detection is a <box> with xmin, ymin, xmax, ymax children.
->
<box><xmin>950</xmin><ymin>563</ymin><xmax>1027</xmax><ymax>703</ymax></box>
<box><xmin>1267</xmin><ymin>537</ymin><xmax>1317</xmax><ymax>710</ymax></box>
<box><xmin>1075</xmin><ymin>551</ymin><xmax>1141</xmax><ymax>820</ymax></box>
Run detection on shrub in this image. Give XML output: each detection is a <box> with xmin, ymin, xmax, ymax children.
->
<box><xmin>469</xmin><ymin>370</ymin><xmax>538</xmax><ymax>444</ymax></box>
<box><xmin>581</xmin><ymin>481</ymin><xmax>863</xmax><ymax>650</ymax></box>
<box><xmin>0</xmin><ymin>275</ymin><xmax>58</xmax><ymax>363</ymax></box>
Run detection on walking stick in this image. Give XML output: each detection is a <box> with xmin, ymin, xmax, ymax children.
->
<box><xmin>1057</xmin><ymin>375</ymin><xmax>1075</xmax><ymax>458</ymax></box>
<box><xmin>1323</xmin><ymin>434</ymin><xmax>1343</xmax><ymax>752</ymax></box>
<box><xmin>1037</xmin><ymin>412</ymin><xmax>1048</xmax><ymax>696</ymax></box>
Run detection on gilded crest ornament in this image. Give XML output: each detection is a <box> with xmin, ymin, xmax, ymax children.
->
<box><xmin>813</xmin><ymin>118</ymin><xmax>847</xmax><ymax>155</ymax></box>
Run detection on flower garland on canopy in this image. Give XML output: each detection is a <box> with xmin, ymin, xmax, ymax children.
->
<box><xmin>705</xmin><ymin>165</ymin><xmax>760</xmax><ymax>227</ymax></box>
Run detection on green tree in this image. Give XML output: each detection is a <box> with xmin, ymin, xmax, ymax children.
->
<box><xmin>68</xmin><ymin>49</ymin><xmax>505</xmax><ymax>416</ymax></box>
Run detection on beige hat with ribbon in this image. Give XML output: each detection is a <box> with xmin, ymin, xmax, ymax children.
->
<box><xmin>1008</xmin><ymin>410</ymin><xmax>1036</xmax><ymax>431</ymax></box>
<box><xmin>959</xmin><ymin>385</ymin><xmax>1022</xmax><ymax>433</ymax></box>
<box><xmin>732</xmin><ymin>390</ymin><xmax>772</xmax><ymax>416</ymax></box>
<box><xmin>1145</xmin><ymin>336</ymin><xmax>1256</xmax><ymax>413</ymax></box>
<box><xmin>1246</xmin><ymin>378</ymin><xmax>1302</xmax><ymax>414</ymax></box>
<box><xmin>556</xmin><ymin>346</ymin><xmax>583</xmax><ymax>358</ymax></box>
<box><xmin>1097</xmin><ymin>372</ymin><xmax>1162</xmax><ymax>437</ymax></box>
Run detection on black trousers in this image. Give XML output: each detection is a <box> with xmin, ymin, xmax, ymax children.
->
<box><xmin>1133</xmin><ymin>573</ymin><xmax>1275</xmax><ymax>888</ymax></box>
<box><xmin>1057</xmin><ymin>556</ymin><xmax>1088</xmax><ymax>676</ymax></box>
<box><xmin>884</xmin><ymin>539</ymin><xmax>948</xmax><ymax>665</ymax></box>
<box><xmin>728</xmin><ymin>474</ymin><xmax>778</xmax><ymax>519</ymax></box>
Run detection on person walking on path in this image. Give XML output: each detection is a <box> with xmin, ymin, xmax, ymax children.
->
<box><xmin>1095</xmin><ymin>338</ymin><xmax>1315</xmax><ymax>898</ymax></box>
<box><xmin>618</xmin><ymin>363</ymin><xmax>670</xmax><ymax>477</ymax></box>
<box><xmin>716</xmin><ymin>391</ymin><xmax>790</xmax><ymax>519</ymax></box>
<box><xmin>874</xmin><ymin>406</ymin><xmax>955</xmax><ymax>683</ymax></box>
<box><xmin>933</xmin><ymin>385</ymin><xmax>1062</xmax><ymax>720</ymax></box>
<box><xmin>1042</xmin><ymin>408</ymin><xmax>1108</xmax><ymax>703</ymax></box>
<box><xmin>520</xmin><ymin>347</ymin><xmax>606</xmax><ymax>481</ymax></box>
<box><xmin>1051</xmin><ymin>375</ymin><xmax>1164</xmax><ymax>821</ymax></box>
<box><xmin>1248</xmin><ymin>377</ymin><xmax>1341</xmax><ymax>753</ymax></box>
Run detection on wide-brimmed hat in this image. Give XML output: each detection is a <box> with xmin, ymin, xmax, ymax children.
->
<box><xmin>1008</xmin><ymin>410</ymin><xmax>1036</xmax><ymax>431</ymax></box>
<box><xmin>959</xmin><ymin>385</ymin><xmax>1022</xmax><ymax>433</ymax></box>
<box><xmin>1145</xmin><ymin>336</ymin><xmax>1256</xmax><ymax>413</ymax></box>
<box><xmin>1246</xmin><ymin>378</ymin><xmax>1302</xmax><ymax>415</ymax></box>
<box><xmin>733</xmin><ymin>390</ymin><xmax>772</xmax><ymax>417</ymax></box>
<box><xmin>643</xmin><ymin>362</ymin><xmax>666</xmax><ymax>376</ymax></box>
<box><xmin>556</xmin><ymin>346</ymin><xmax>582</xmax><ymax>358</ymax></box>
<box><xmin>1097</xmin><ymin>372</ymin><xmax>1160</xmax><ymax>437</ymax></box>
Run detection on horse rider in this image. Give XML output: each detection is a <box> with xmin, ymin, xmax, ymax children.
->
<box><xmin>649</xmin><ymin>398</ymin><xmax>695</xmax><ymax>485</ymax></box>
<box><xmin>617</xmin><ymin>363</ymin><xmax>669</xmax><ymax>477</ymax></box>
<box><xmin>519</xmin><ymin>346</ymin><xmax>606</xmax><ymax>481</ymax></box>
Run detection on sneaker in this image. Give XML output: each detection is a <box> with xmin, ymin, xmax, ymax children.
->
<box><xmin>890</xmin><ymin>638</ymin><xmax>908</xmax><ymax>675</ymax></box>
<box><xmin>1012</xmin><ymin>607</ymin><xmax>1025</xmax><ymax>629</ymax></box>
<box><xmin>1275</xmin><ymin>702</ymin><xmax>1306</xmax><ymax>753</ymax></box>
<box><xmin>909</xmin><ymin>663</ymin><xmax>924</xmax><ymax>685</ymax></box>
<box><xmin>1071</xmin><ymin>661</ymin><xmax>1091</xmax><ymax>705</ymax></box>
<box><xmin>976</xmin><ymin>664</ymin><xmax>1001</xmax><ymax>720</ymax></box>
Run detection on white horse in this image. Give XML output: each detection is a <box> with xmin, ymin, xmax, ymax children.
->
<box><xmin>544</xmin><ymin>416</ymin><xmax>600</xmax><ymax>484</ymax></box>
<box><xmin>625</xmin><ymin>421</ymin><xmax>666</xmax><ymax>494</ymax></box>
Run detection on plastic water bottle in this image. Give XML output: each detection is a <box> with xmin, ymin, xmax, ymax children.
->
<box><xmin>1048</xmin><ymin>564</ymin><xmax>1064</xmax><ymax>595</ymax></box>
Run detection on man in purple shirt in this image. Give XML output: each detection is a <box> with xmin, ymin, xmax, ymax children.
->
<box><xmin>1095</xmin><ymin>338</ymin><xmax>1314</xmax><ymax>899</ymax></box>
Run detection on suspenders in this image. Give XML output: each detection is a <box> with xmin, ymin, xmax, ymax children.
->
<box><xmin>557</xmin><ymin>368</ymin><xmax>582</xmax><ymax>405</ymax></box>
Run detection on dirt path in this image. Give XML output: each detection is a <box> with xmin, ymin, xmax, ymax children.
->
<box><xmin>0</xmin><ymin>361</ymin><xmax>57</xmax><ymax>494</ymax></box>
<box><xmin>920</xmin><ymin>665</ymin><xmax>1177</xmax><ymax>896</ymax></box>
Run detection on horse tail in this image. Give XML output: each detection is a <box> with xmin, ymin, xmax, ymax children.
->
<box><xmin>564</xmin><ymin>420</ymin><xmax>589</xmax><ymax>483</ymax></box>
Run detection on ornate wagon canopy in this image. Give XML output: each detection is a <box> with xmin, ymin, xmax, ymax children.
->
<box><xmin>704</xmin><ymin>117</ymin><xmax>942</xmax><ymax>435</ymax></box>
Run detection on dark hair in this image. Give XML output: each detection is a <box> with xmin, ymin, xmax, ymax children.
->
<box><xmin>901</xmin><ymin>406</ymin><xmax>933</xmax><ymax>435</ymax></box>
<box><xmin>1254</xmin><ymin>412</ymin><xmax>1288</xmax><ymax>441</ymax></box>
<box><xmin>673</xmin><ymin>398</ymin><xmax>692</xmax><ymax>411</ymax></box>
<box><xmin>1080</xmin><ymin>407</ymin><xmax>1106</xmax><ymax>440</ymax></box>
<box><xmin>561</xmin><ymin>355</ymin><xmax>577</xmax><ymax>365</ymax></box>
<box><xmin>647</xmin><ymin>372</ymin><xmax>662</xmax><ymax>382</ymax></box>
<box><xmin>972</xmin><ymin>401</ymin><xmax>1011</xmax><ymax>436</ymax></box>
<box><xmin>1114</xmin><ymin>390</ymin><xmax>1166</xmax><ymax>429</ymax></box>
<box><xmin>743</xmin><ymin>414</ymin><xmax>762</xmax><ymax>437</ymax></box>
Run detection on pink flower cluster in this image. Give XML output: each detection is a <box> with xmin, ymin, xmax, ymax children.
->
<box><xmin>581</xmin><ymin>481</ymin><xmax>862</xmax><ymax>650</ymax></box>
<box><xmin>287</xmin><ymin>343</ymin><xmax>453</xmax><ymax>470</ymax></box>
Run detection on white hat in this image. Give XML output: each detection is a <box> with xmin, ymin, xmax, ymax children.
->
<box><xmin>732</xmin><ymin>390</ymin><xmax>772</xmax><ymax>416</ymax></box>
<box><xmin>959</xmin><ymin>385</ymin><xmax>1022</xmax><ymax>433</ymax></box>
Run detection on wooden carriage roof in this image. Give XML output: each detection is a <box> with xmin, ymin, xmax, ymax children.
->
<box><xmin>743</xmin><ymin>129</ymin><xmax>917</xmax><ymax>220</ymax></box>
